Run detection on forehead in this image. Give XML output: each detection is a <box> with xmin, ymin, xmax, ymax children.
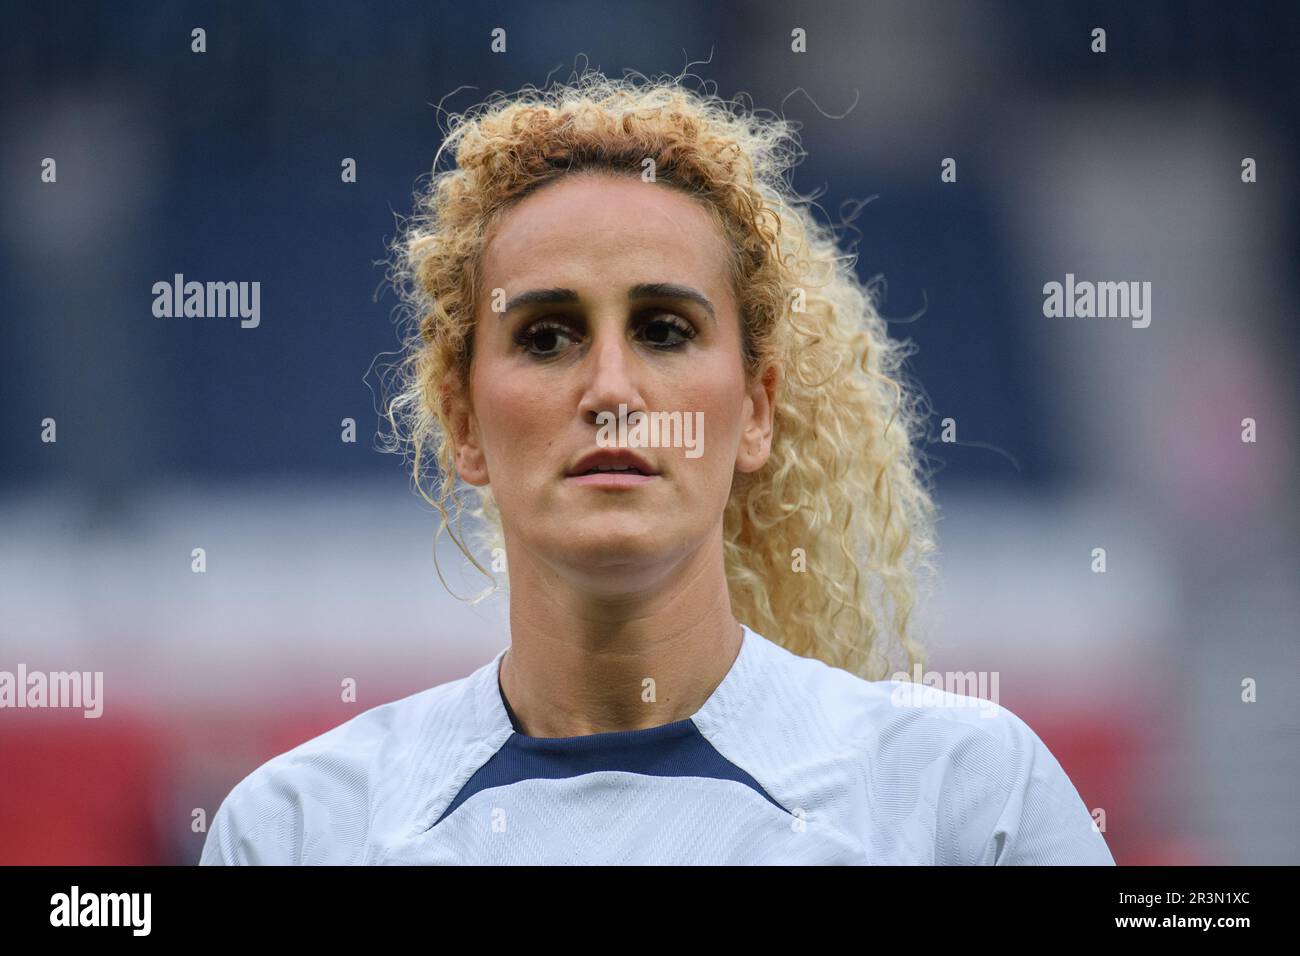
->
<box><xmin>479</xmin><ymin>172</ymin><xmax>733</xmax><ymax>295</ymax></box>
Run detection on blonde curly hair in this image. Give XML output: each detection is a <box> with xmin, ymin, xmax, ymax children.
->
<box><xmin>379</xmin><ymin>68</ymin><xmax>939</xmax><ymax>681</ymax></box>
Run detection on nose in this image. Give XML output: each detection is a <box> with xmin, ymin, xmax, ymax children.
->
<box><xmin>577</xmin><ymin>323</ymin><xmax>648</xmax><ymax>427</ymax></box>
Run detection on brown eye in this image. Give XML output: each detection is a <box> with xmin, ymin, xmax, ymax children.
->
<box><xmin>515</xmin><ymin>319</ymin><xmax>576</xmax><ymax>357</ymax></box>
<box><xmin>639</xmin><ymin>314</ymin><xmax>696</xmax><ymax>350</ymax></box>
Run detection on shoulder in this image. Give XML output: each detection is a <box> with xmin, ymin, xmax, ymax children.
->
<box><xmin>749</xmin><ymin>636</ymin><xmax>1115</xmax><ymax>864</ymax></box>
<box><xmin>200</xmin><ymin>668</ymin><xmax>483</xmax><ymax>865</ymax></box>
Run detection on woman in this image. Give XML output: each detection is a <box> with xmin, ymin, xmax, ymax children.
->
<box><xmin>202</xmin><ymin>71</ymin><xmax>1114</xmax><ymax>865</ymax></box>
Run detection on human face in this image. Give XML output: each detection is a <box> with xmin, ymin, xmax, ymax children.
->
<box><xmin>448</xmin><ymin>172</ymin><xmax>775</xmax><ymax>594</ymax></box>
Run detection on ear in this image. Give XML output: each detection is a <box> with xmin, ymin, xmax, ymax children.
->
<box><xmin>442</xmin><ymin>371</ymin><xmax>490</xmax><ymax>486</ymax></box>
<box><xmin>735</xmin><ymin>363</ymin><xmax>778</xmax><ymax>474</ymax></box>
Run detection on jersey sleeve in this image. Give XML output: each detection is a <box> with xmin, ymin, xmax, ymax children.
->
<box><xmin>199</xmin><ymin>768</ymin><xmax>304</xmax><ymax>865</ymax></box>
<box><xmin>198</xmin><ymin>706</ymin><xmax>396</xmax><ymax>865</ymax></box>
<box><xmin>982</xmin><ymin>710</ymin><xmax>1115</xmax><ymax>865</ymax></box>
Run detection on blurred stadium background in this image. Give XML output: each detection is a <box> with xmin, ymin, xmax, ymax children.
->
<box><xmin>1</xmin><ymin>0</ymin><xmax>1297</xmax><ymax>864</ymax></box>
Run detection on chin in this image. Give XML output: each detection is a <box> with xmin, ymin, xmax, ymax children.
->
<box><xmin>564</xmin><ymin>524</ymin><xmax>665</xmax><ymax>560</ymax></box>
<box><xmin>549</xmin><ymin>524</ymin><xmax>677</xmax><ymax>572</ymax></box>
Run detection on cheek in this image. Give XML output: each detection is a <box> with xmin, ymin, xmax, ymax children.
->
<box><xmin>680</xmin><ymin>360</ymin><xmax>746</xmax><ymax>431</ymax></box>
<box><xmin>670</xmin><ymin>382</ymin><xmax>743</xmax><ymax>478</ymax></box>
<box><xmin>473</xmin><ymin>362</ymin><xmax>559</xmax><ymax>459</ymax></box>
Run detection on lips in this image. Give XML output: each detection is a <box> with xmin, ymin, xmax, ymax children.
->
<box><xmin>565</xmin><ymin>448</ymin><xmax>659</xmax><ymax>477</ymax></box>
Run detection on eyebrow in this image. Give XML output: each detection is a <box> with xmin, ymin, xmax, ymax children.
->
<box><xmin>502</xmin><ymin>283</ymin><xmax>716</xmax><ymax>322</ymax></box>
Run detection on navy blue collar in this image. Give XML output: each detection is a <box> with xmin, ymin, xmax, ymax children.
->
<box><xmin>496</xmin><ymin>673</ymin><xmax>698</xmax><ymax>743</ymax></box>
<box><xmin>497</xmin><ymin>674</ymin><xmax>525</xmax><ymax>733</ymax></box>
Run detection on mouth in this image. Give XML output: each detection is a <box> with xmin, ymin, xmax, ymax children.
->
<box><xmin>564</xmin><ymin>450</ymin><xmax>660</xmax><ymax>487</ymax></box>
<box><xmin>566</xmin><ymin>470</ymin><xmax>659</xmax><ymax>487</ymax></box>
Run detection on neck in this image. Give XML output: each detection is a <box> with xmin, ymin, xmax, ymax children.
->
<box><xmin>498</xmin><ymin>532</ymin><xmax>743</xmax><ymax>737</ymax></box>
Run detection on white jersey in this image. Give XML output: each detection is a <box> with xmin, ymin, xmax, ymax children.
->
<box><xmin>200</xmin><ymin>622</ymin><xmax>1115</xmax><ymax>865</ymax></box>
